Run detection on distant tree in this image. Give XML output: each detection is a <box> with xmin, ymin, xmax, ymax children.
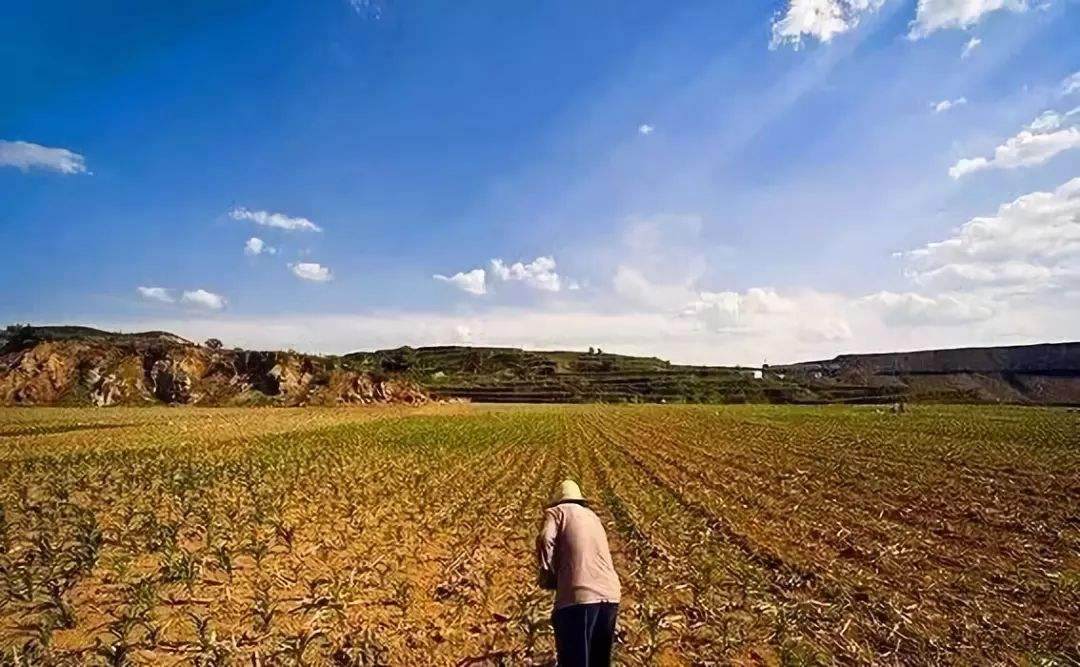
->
<box><xmin>204</xmin><ymin>338</ymin><xmax>223</xmax><ymax>350</ymax></box>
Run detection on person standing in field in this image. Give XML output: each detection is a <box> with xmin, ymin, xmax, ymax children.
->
<box><xmin>536</xmin><ymin>479</ymin><xmax>622</xmax><ymax>667</ymax></box>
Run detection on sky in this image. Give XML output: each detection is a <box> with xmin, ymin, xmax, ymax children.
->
<box><xmin>2</xmin><ymin>0</ymin><xmax>1079</xmax><ymax>364</ymax></box>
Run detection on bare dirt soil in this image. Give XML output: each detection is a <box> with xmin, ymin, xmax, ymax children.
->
<box><xmin>0</xmin><ymin>404</ymin><xmax>1076</xmax><ymax>665</ymax></box>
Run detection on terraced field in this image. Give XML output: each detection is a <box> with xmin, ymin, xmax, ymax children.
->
<box><xmin>0</xmin><ymin>404</ymin><xmax>1076</xmax><ymax>665</ymax></box>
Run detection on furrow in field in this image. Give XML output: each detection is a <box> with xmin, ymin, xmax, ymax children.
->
<box><xmin>572</xmin><ymin>408</ymin><xmax>803</xmax><ymax>663</ymax></box>
<box><xmin>607</xmin><ymin>407</ymin><xmax>1079</xmax><ymax>662</ymax></box>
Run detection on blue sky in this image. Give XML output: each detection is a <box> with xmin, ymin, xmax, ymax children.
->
<box><xmin>3</xmin><ymin>0</ymin><xmax>1079</xmax><ymax>363</ymax></box>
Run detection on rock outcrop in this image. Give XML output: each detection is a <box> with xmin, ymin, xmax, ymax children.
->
<box><xmin>0</xmin><ymin>326</ymin><xmax>429</xmax><ymax>407</ymax></box>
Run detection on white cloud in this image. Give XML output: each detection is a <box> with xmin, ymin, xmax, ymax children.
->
<box><xmin>434</xmin><ymin>268</ymin><xmax>487</xmax><ymax>295</ymax></box>
<box><xmin>909</xmin><ymin>0</ymin><xmax>1026</xmax><ymax>39</ymax></box>
<box><xmin>681</xmin><ymin>287</ymin><xmax>799</xmax><ymax>331</ymax></box>
<box><xmin>139</xmin><ymin>286</ymin><xmax>227</xmax><ymax>309</ymax></box>
<box><xmin>94</xmin><ymin>278</ymin><xmax>1080</xmax><ymax>367</ymax></box>
<box><xmin>490</xmin><ymin>256</ymin><xmax>563</xmax><ymax>292</ymax></box>
<box><xmin>770</xmin><ymin>0</ymin><xmax>884</xmax><ymax>49</ymax></box>
<box><xmin>0</xmin><ymin>140</ymin><xmax>88</xmax><ymax>174</ymax></box>
<box><xmin>860</xmin><ymin>291</ymin><xmax>993</xmax><ymax>325</ymax></box>
<box><xmin>681</xmin><ymin>287</ymin><xmax>851</xmax><ymax>345</ymax></box>
<box><xmin>960</xmin><ymin>36</ymin><xmax>981</xmax><ymax>58</ymax></box>
<box><xmin>682</xmin><ymin>291</ymin><xmax>744</xmax><ymax>330</ymax></box>
<box><xmin>902</xmin><ymin>177</ymin><xmax>1080</xmax><ymax>294</ymax></box>
<box><xmin>638</xmin><ymin>124</ymin><xmax>654</xmax><ymax>135</ymax></box>
<box><xmin>434</xmin><ymin>255</ymin><xmax>572</xmax><ymax>296</ymax></box>
<box><xmin>610</xmin><ymin>215</ymin><xmax>712</xmax><ymax>311</ymax></box>
<box><xmin>1027</xmin><ymin>110</ymin><xmax>1062</xmax><ymax>132</ymax></box>
<box><xmin>800</xmin><ymin>317</ymin><xmax>853</xmax><ymax>342</ymax></box>
<box><xmin>289</xmin><ymin>262</ymin><xmax>333</xmax><ymax>282</ymax></box>
<box><xmin>932</xmin><ymin>97</ymin><xmax>967</xmax><ymax>113</ymax></box>
<box><xmin>948</xmin><ymin>156</ymin><xmax>989</xmax><ymax>178</ymax></box>
<box><xmin>181</xmin><ymin>289</ymin><xmax>226</xmax><ymax>310</ymax></box>
<box><xmin>613</xmin><ymin>266</ymin><xmax>695</xmax><ymax>310</ymax></box>
<box><xmin>94</xmin><ymin>307</ymin><xmax>853</xmax><ymax>366</ymax></box>
<box><xmin>1062</xmin><ymin>71</ymin><xmax>1080</xmax><ymax>96</ymax></box>
<box><xmin>230</xmin><ymin>207</ymin><xmax>322</xmax><ymax>232</ymax></box>
<box><xmin>949</xmin><ymin>110</ymin><xmax>1080</xmax><ymax>178</ymax></box>
<box><xmin>137</xmin><ymin>286</ymin><xmax>174</xmax><ymax>303</ymax></box>
<box><xmin>244</xmin><ymin>237</ymin><xmax>276</xmax><ymax>256</ymax></box>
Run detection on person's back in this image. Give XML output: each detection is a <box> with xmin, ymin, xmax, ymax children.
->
<box><xmin>537</xmin><ymin>480</ymin><xmax>621</xmax><ymax>667</ymax></box>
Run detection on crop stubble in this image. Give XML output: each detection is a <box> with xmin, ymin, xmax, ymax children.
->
<box><xmin>0</xmin><ymin>404</ymin><xmax>1075</xmax><ymax>665</ymax></box>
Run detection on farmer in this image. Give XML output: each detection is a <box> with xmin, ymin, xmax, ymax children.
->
<box><xmin>536</xmin><ymin>479</ymin><xmax>622</xmax><ymax>667</ymax></box>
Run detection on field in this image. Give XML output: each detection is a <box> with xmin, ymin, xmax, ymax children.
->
<box><xmin>0</xmin><ymin>404</ymin><xmax>1077</xmax><ymax>665</ymax></box>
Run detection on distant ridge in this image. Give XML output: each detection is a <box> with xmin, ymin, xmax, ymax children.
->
<box><xmin>3</xmin><ymin>324</ymin><xmax>1079</xmax><ymax>406</ymax></box>
<box><xmin>783</xmin><ymin>341</ymin><xmax>1080</xmax><ymax>375</ymax></box>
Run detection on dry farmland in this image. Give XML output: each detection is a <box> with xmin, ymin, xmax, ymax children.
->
<box><xmin>0</xmin><ymin>404</ymin><xmax>1077</xmax><ymax>665</ymax></box>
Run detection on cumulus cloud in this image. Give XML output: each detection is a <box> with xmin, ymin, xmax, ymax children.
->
<box><xmin>681</xmin><ymin>288</ymin><xmax>797</xmax><ymax>331</ymax></box>
<box><xmin>139</xmin><ymin>286</ymin><xmax>226</xmax><ymax>309</ymax></box>
<box><xmin>181</xmin><ymin>289</ymin><xmax>226</xmax><ymax>310</ymax></box>
<box><xmin>909</xmin><ymin>0</ymin><xmax>1026</xmax><ymax>39</ymax></box>
<box><xmin>949</xmin><ymin>110</ymin><xmax>1080</xmax><ymax>178</ymax></box>
<box><xmin>434</xmin><ymin>268</ymin><xmax>487</xmax><ymax>295</ymax></box>
<box><xmin>933</xmin><ymin>97</ymin><xmax>967</xmax><ymax>113</ymax></box>
<box><xmin>289</xmin><ymin>262</ymin><xmax>332</xmax><ymax>282</ymax></box>
<box><xmin>860</xmin><ymin>291</ymin><xmax>993</xmax><ymax>325</ymax></box>
<box><xmin>770</xmin><ymin>0</ymin><xmax>884</xmax><ymax>49</ymax></box>
<box><xmin>230</xmin><ymin>207</ymin><xmax>322</xmax><ymax>232</ymax></box>
<box><xmin>680</xmin><ymin>287</ymin><xmax>852</xmax><ymax>345</ymax></box>
<box><xmin>902</xmin><ymin>177</ymin><xmax>1080</xmax><ymax>294</ymax></box>
<box><xmin>490</xmin><ymin>256</ymin><xmax>563</xmax><ymax>292</ymax></box>
<box><xmin>435</xmin><ymin>256</ymin><xmax>571</xmax><ymax>296</ymax></box>
<box><xmin>137</xmin><ymin>286</ymin><xmax>174</xmax><ymax>303</ymax></box>
<box><xmin>638</xmin><ymin>124</ymin><xmax>654</xmax><ymax>135</ymax></box>
<box><xmin>244</xmin><ymin>237</ymin><xmax>276</xmax><ymax>256</ymax></box>
<box><xmin>960</xmin><ymin>36</ymin><xmax>981</xmax><ymax>58</ymax></box>
<box><xmin>0</xmin><ymin>140</ymin><xmax>88</xmax><ymax>174</ymax></box>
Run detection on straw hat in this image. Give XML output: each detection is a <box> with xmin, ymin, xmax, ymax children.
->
<box><xmin>553</xmin><ymin>479</ymin><xmax>585</xmax><ymax>504</ymax></box>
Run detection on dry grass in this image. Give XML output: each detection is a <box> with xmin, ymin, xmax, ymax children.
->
<box><xmin>0</xmin><ymin>404</ymin><xmax>1076</xmax><ymax>665</ymax></box>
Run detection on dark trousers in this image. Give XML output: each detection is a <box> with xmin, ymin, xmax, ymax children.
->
<box><xmin>552</xmin><ymin>602</ymin><xmax>618</xmax><ymax>667</ymax></box>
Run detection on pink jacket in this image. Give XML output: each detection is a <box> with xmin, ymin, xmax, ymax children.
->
<box><xmin>536</xmin><ymin>501</ymin><xmax>621</xmax><ymax>610</ymax></box>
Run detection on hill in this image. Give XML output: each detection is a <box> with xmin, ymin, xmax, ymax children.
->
<box><xmin>343</xmin><ymin>345</ymin><xmax>784</xmax><ymax>404</ymax></box>
<box><xmin>0</xmin><ymin>325</ymin><xmax>427</xmax><ymax>407</ymax></box>
<box><xmin>3</xmin><ymin>325</ymin><xmax>1079</xmax><ymax>405</ymax></box>
<box><xmin>777</xmin><ymin>342</ymin><xmax>1080</xmax><ymax>405</ymax></box>
<box><xmin>347</xmin><ymin>340</ymin><xmax>1080</xmax><ymax>406</ymax></box>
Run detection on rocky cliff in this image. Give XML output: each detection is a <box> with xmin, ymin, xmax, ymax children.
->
<box><xmin>776</xmin><ymin>342</ymin><xmax>1080</xmax><ymax>405</ymax></box>
<box><xmin>0</xmin><ymin>326</ymin><xmax>428</xmax><ymax>407</ymax></box>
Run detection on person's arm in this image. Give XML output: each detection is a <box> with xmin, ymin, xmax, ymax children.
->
<box><xmin>536</xmin><ymin>509</ymin><xmax>558</xmax><ymax>590</ymax></box>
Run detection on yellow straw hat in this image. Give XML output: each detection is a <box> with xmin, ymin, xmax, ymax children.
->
<box><xmin>553</xmin><ymin>479</ymin><xmax>585</xmax><ymax>504</ymax></box>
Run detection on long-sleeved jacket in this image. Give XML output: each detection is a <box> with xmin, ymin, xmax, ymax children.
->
<box><xmin>536</xmin><ymin>501</ymin><xmax>621</xmax><ymax>610</ymax></box>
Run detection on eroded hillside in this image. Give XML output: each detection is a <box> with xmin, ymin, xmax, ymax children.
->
<box><xmin>0</xmin><ymin>326</ymin><xmax>428</xmax><ymax>407</ymax></box>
